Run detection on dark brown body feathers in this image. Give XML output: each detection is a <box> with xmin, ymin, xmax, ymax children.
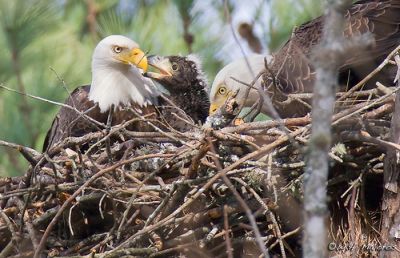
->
<box><xmin>43</xmin><ymin>86</ymin><xmax>159</xmax><ymax>152</ymax></box>
<box><xmin>263</xmin><ymin>0</ymin><xmax>400</xmax><ymax>117</ymax></box>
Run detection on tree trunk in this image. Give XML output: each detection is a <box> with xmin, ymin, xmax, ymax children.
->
<box><xmin>381</xmin><ymin>75</ymin><xmax>400</xmax><ymax>257</ymax></box>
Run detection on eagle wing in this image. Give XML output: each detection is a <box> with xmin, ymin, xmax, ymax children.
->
<box><xmin>42</xmin><ymin>86</ymin><xmax>103</xmax><ymax>152</ymax></box>
<box><xmin>266</xmin><ymin>0</ymin><xmax>400</xmax><ymax>96</ymax></box>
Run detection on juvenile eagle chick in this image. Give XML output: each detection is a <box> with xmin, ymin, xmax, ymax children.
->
<box><xmin>145</xmin><ymin>55</ymin><xmax>210</xmax><ymax>124</ymax></box>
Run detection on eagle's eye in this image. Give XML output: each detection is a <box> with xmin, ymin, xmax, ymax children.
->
<box><xmin>113</xmin><ymin>46</ymin><xmax>122</xmax><ymax>53</ymax></box>
<box><xmin>218</xmin><ymin>86</ymin><xmax>227</xmax><ymax>95</ymax></box>
<box><xmin>171</xmin><ymin>63</ymin><xmax>179</xmax><ymax>71</ymax></box>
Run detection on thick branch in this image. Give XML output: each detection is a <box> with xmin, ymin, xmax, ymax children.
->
<box><xmin>303</xmin><ymin>0</ymin><xmax>353</xmax><ymax>257</ymax></box>
<box><xmin>380</xmin><ymin>56</ymin><xmax>400</xmax><ymax>256</ymax></box>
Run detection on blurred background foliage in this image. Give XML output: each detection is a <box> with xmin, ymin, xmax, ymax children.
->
<box><xmin>0</xmin><ymin>0</ymin><xmax>322</xmax><ymax>176</ymax></box>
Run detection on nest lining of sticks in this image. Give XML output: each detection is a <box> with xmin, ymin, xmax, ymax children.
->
<box><xmin>0</xmin><ymin>62</ymin><xmax>398</xmax><ymax>257</ymax></box>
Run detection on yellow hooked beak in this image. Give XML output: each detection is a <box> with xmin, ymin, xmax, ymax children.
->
<box><xmin>209</xmin><ymin>97</ymin><xmax>229</xmax><ymax>115</ymax></box>
<box><xmin>209</xmin><ymin>87</ymin><xmax>238</xmax><ymax>115</ymax></box>
<box><xmin>120</xmin><ymin>48</ymin><xmax>148</xmax><ymax>72</ymax></box>
<box><xmin>209</xmin><ymin>103</ymin><xmax>220</xmax><ymax>115</ymax></box>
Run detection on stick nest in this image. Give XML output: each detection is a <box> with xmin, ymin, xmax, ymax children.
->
<box><xmin>0</xmin><ymin>81</ymin><xmax>396</xmax><ymax>257</ymax></box>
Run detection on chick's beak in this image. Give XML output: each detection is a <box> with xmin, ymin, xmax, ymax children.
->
<box><xmin>126</xmin><ymin>48</ymin><xmax>148</xmax><ymax>72</ymax></box>
<box><xmin>145</xmin><ymin>55</ymin><xmax>173</xmax><ymax>79</ymax></box>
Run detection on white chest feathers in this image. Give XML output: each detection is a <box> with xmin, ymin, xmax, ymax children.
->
<box><xmin>89</xmin><ymin>65</ymin><xmax>160</xmax><ymax>113</ymax></box>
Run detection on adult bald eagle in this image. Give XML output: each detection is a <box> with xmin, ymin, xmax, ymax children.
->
<box><xmin>209</xmin><ymin>55</ymin><xmax>272</xmax><ymax>116</ymax></box>
<box><xmin>210</xmin><ymin>0</ymin><xmax>400</xmax><ymax>118</ymax></box>
<box><xmin>43</xmin><ymin>36</ymin><xmax>207</xmax><ymax>152</ymax></box>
